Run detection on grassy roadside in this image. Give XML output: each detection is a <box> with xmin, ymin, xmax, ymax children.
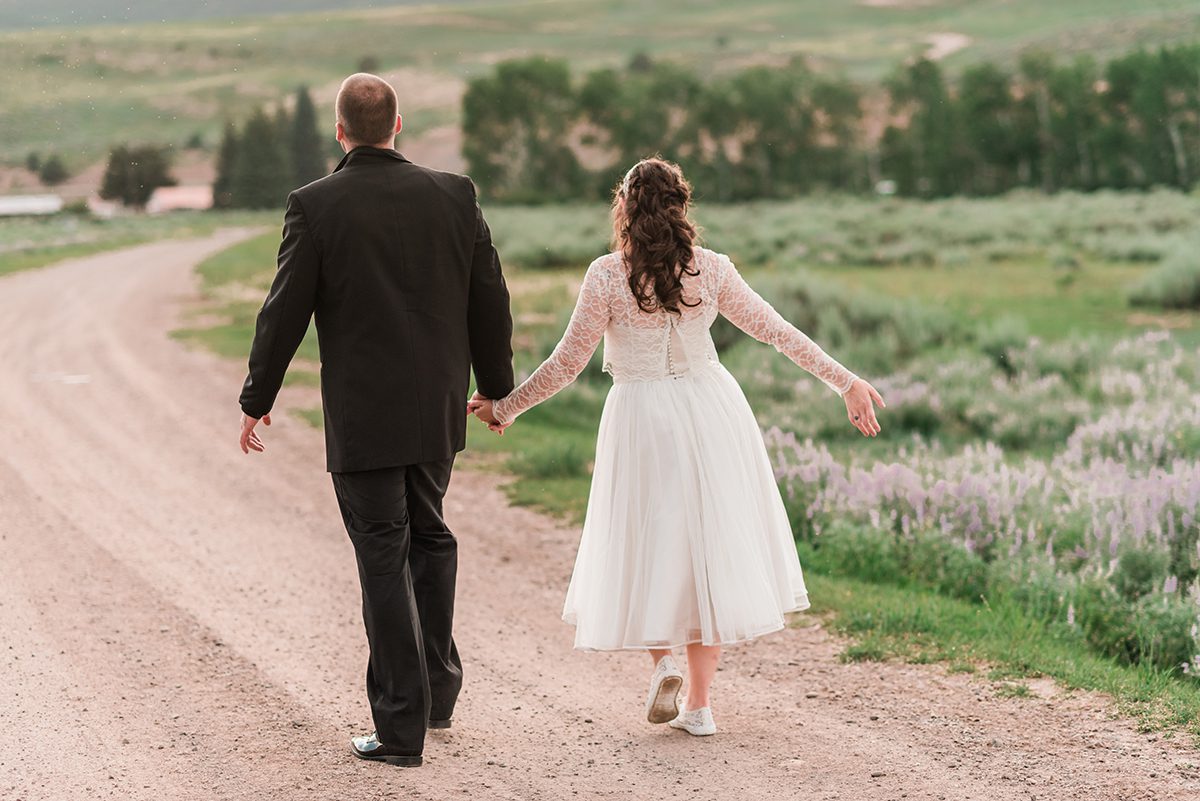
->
<box><xmin>0</xmin><ymin>210</ymin><xmax>275</xmax><ymax>278</ymax></box>
<box><xmin>2</xmin><ymin>238</ymin><xmax>148</xmax><ymax>277</ymax></box>
<box><xmin>805</xmin><ymin>571</ymin><xmax>1200</xmax><ymax>739</ymax></box>
<box><xmin>177</xmin><ymin>215</ymin><xmax>1200</xmax><ymax>744</ymax></box>
<box><xmin>171</xmin><ymin>230</ymin><xmax>322</xmax><ymax>389</ymax></box>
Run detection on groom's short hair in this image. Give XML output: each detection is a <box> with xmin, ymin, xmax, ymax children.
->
<box><xmin>336</xmin><ymin>73</ymin><xmax>398</xmax><ymax>146</ymax></box>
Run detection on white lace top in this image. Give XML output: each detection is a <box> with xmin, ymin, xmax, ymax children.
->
<box><xmin>492</xmin><ymin>247</ymin><xmax>857</xmax><ymax>425</ymax></box>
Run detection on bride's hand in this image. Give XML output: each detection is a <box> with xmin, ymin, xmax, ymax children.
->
<box><xmin>842</xmin><ymin>378</ymin><xmax>885</xmax><ymax>437</ymax></box>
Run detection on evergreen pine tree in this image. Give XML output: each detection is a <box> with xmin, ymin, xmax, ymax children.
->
<box><xmin>231</xmin><ymin>108</ymin><xmax>291</xmax><ymax>209</ymax></box>
<box><xmin>212</xmin><ymin>121</ymin><xmax>239</xmax><ymax>209</ymax></box>
<box><xmin>274</xmin><ymin>105</ymin><xmax>293</xmax><ymax>185</ymax></box>
<box><xmin>290</xmin><ymin>86</ymin><xmax>327</xmax><ymax>188</ymax></box>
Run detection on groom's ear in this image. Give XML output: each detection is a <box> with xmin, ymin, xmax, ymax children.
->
<box><xmin>395</xmin><ymin>114</ymin><xmax>403</xmax><ymax>135</ymax></box>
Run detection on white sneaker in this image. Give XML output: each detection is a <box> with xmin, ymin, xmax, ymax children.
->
<box><xmin>644</xmin><ymin>655</ymin><xmax>684</xmax><ymax>724</ymax></box>
<box><xmin>669</xmin><ymin>706</ymin><xmax>717</xmax><ymax>736</ymax></box>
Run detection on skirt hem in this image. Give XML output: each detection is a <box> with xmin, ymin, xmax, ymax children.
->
<box><xmin>565</xmin><ymin>597</ymin><xmax>811</xmax><ymax>652</ymax></box>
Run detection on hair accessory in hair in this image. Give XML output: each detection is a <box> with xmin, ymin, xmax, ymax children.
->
<box><xmin>620</xmin><ymin>161</ymin><xmax>644</xmax><ymax>196</ymax></box>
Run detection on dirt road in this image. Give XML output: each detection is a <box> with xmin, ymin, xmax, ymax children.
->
<box><xmin>2</xmin><ymin>232</ymin><xmax>1198</xmax><ymax>800</ymax></box>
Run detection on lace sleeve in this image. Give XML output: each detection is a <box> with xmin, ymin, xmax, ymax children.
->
<box><xmin>492</xmin><ymin>257</ymin><xmax>612</xmax><ymax>425</ymax></box>
<box><xmin>714</xmin><ymin>252</ymin><xmax>858</xmax><ymax>395</ymax></box>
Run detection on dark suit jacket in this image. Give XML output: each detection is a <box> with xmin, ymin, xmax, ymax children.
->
<box><xmin>239</xmin><ymin>146</ymin><xmax>514</xmax><ymax>473</ymax></box>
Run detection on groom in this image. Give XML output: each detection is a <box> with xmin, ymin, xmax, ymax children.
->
<box><xmin>237</xmin><ymin>73</ymin><xmax>514</xmax><ymax>767</ymax></box>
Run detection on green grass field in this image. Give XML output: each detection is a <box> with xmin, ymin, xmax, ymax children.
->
<box><xmin>0</xmin><ymin>0</ymin><xmax>420</xmax><ymax>28</ymax></box>
<box><xmin>4</xmin><ymin>0</ymin><xmax>1200</xmax><ymax>167</ymax></box>
<box><xmin>811</xmin><ymin>260</ymin><xmax>1178</xmax><ymax>339</ymax></box>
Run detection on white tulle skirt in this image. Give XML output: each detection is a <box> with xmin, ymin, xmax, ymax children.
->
<box><xmin>563</xmin><ymin>364</ymin><xmax>810</xmax><ymax>651</ymax></box>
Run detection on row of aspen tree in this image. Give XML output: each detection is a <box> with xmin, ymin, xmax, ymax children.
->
<box><xmin>462</xmin><ymin>44</ymin><xmax>1200</xmax><ymax>202</ymax></box>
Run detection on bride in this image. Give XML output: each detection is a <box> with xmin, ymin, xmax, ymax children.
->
<box><xmin>469</xmin><ymin>157</ymin><xmax>885</xmax><ymax>736</ymax></box>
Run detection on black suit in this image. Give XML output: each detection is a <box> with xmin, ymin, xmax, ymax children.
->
<box><xmin>239</xmin><ymin>146</ymin><xmax>513</xmax><ymax>755</ymax></box>
<box><xmin>240</xmin><ymin>146</ymin><xmax>513</xmax><ymax>472</ymax></box>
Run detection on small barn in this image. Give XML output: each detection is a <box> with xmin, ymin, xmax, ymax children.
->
<box><xmin>145</xmin><ymin>185</ymin><xmax>213</xmax><ymax>214</ymax></box>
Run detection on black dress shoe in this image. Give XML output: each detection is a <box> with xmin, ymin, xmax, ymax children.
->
<box><xmin>428</xmin><ymin>718</ymin><xmax>452</xmax><ymax>730</ymax></box>
<box><xmin>350</xmin><ymin>732</ymin><xmax>422</xmax><ymax>767</ymax></box>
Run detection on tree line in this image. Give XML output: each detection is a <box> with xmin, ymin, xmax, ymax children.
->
<box><xmin>213</xmin><ymin>85</ymin><xmax>329</xmax><ymax>209</ymax></box>
<box><xmin>91</xmin><ymin>86</ymin><xmax>328</xmax><ymax>209</ymax></box>
<box><xmin>462</xmin><ymin>43</ymin><xmax>1200</xmax><ymax>202</ymax></box>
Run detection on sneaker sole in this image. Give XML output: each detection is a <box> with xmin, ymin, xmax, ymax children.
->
<box><xmin>646</xmin><ymin>674</ymin><xmax>683</xmax><ymax>724</ymax></box>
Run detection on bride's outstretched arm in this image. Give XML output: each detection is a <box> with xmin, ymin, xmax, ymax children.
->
<box><xmin>714</xmin><ymin>252</ymin><xmax>858</xmax><ymax>395</ymax></box>
<box><xmin>491</xmin><ymin>257</ymin><xmax>612</xmax><ymax>425</ymax></box>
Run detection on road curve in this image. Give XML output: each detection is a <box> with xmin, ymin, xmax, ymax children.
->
<box><xmin>1</xmin><ymin>232</ymin><xmax>1197</xmax><ymax>800</ymax></box>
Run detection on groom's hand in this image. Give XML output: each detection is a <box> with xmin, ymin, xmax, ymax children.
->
<box><xmin>467</xmin><ymin>391</ymin><xmax>496</xmax><ymax>422</ymax></box>
<box><xmin>239</xmin><ymin>412</ymin><xmax>271</xmax><ymax>454</ymax></box>
<box><xmin>467</xmin><ymin>393</ymin><xmax>509</xmax><ymax>436</ymax></box>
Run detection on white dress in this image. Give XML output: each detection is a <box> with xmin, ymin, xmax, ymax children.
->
<box><xmin>492</xmin><ymin>247</ymin><xmax>857</xmax><ymax>651</ymax></box>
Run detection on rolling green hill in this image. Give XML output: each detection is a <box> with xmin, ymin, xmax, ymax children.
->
<box><xmin>2</xmin><ymin>0</ymin><xmax>1198</xmax><ymax>168</ymax></box>
<box><xmin>0</xmin><ymin>1</ymin><xmax>455</xmax><ymax>29</ymax></box>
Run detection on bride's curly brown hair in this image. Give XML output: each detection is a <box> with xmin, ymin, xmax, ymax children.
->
<box><xmin>612</xmin><ymin>157</ymin><xmax>699</xmax><ymax>315</ymax></box>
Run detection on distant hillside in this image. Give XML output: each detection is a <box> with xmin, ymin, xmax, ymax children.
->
<box><xmin>0</xmin><ymin>1</ymin><xmax>462</xmax><ymax>29</ymax></box>
<box><xmin>1</xmin><ymin>0</ymin><xmax>1198</xmax><ymax>177</ymax></box>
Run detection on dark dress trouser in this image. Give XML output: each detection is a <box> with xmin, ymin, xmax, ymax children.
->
<box><xmin>330</xmin><ymin>457</ymin><xmax>461</xmax><ymax>755</ymax></box>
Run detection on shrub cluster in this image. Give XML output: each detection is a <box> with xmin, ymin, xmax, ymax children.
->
<box><xmin>802</xmin><ymin>525</ymin><xmax>1200</xmax><ymax>674</ymax></box>
<box><xmin>1128</xmin><ymin>241</ymin><xmax>1200</xmax><ymax>310</ymax></box>
<box><xmin>765</xmin><ymin>330</ymin><xmax>1200</xmax><ymax>676</ymax></box>
<box><xmin>485</xmin><ymin>189</ymin><xmax>1200</xmax><ymax>274</ymax></box>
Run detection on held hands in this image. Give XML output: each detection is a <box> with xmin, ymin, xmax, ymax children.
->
<box><xmin>467</xmin><ymin>391</ymin><xmax>511</xmax><ymax>435</ymax></box>
<box><xmin>842</xmin><ymin>378</ymin><xmax>885</xmax><ymax>437</ymax></box>
<box><xmin>239</xmin><ymin>412</ymin><xmax>271</xmax><ymax>454</ymax></box>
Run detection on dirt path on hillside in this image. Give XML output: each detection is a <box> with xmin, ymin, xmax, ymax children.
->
<box><xmin>1</xmin><ymin>232</ymin><xmax>1198</xmax><ymax>800</ymax></box>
